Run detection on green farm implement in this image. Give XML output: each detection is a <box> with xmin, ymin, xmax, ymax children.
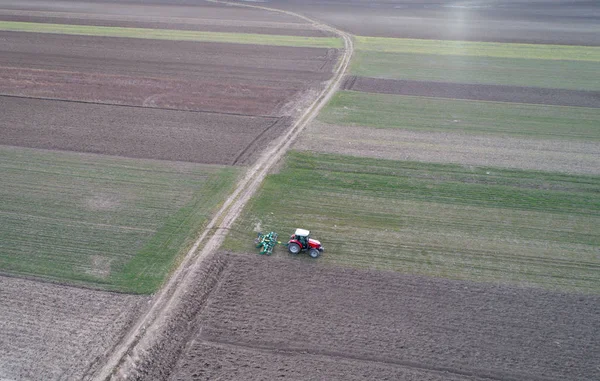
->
<box><xmin>255</xmin><ymin>231</ymin><xmax>279</xmax><ymax>255</ymax></box>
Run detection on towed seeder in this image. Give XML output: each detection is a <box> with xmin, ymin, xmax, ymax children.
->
<box><xmin>255</xmin><ymin>228</ymin><xmax>324</xmax><ymax>258</ymax></box>
<box><xmin>255</xmin><ymin>231</ymin><xmax>279</xmax><ymax>255</ymax></box>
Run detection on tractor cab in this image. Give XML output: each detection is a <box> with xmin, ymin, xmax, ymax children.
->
<box><xmin>287</xmin><ymin>228</ymin><xmax>324</xmax><ymax>258</ymax></box>
<box><xmin>292</xmin><ymin>228</ymin><xmax>310</xmax><ymax>248</ymax></box>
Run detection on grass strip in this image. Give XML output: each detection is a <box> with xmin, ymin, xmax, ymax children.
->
<box><xmin>223</xmin><ymin>151</ymin><xmax>600</xmax><ymax>294</ymax></box>
<box><xmin>355</xmin><ymin>36</ymin><xmax>600</xmax><ymax>61</ymax></box>
<box><xmin>350</xmin><ymin>51</ymin><xmax>600</xmax><ymax>91</ymax></box>
<box><xmin>0</xmin><ymin>146</ymin><xmax>239</xmax><ymax>293</ymax></box>
<box><xmin>318</xmin><ymin>91</ymin><xmax>600</xmax><ymax>140</ymax></box>
<box><xmin>0</xmin><ymin>21</ymin><xmax>342</xmax><ymax>48</ymax></box>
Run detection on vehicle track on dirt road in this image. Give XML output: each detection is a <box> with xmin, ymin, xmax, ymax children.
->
<box><xmin>92</xmin><ymin>2</ymin><xmax>353</xmax><ymax>380</ymax></box>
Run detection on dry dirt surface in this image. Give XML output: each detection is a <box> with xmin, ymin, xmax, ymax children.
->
<box><xmin>298</xmin><ymin>122</ymin><xmax>600</xmax><ymax>175</ymax></box>
<box><xmin>1</xmin><ymin>96</ymin><xmax>290</xmax><ymax>165</ymax></box>
<box><xmin>0</xmin><ymin>30</ymin><xmax>338</xmax><ymax>165</ymax></box>
<box><xmin>141</xmin><ymin>253</ymin><xmax>600</xmax><ymax>381</ymax></box>
<box><xmin>343</xmin><ymin>76</ymin><xmax>600</xmax><ymax>108</ymax></box>
<box><xmin>0</xmin><ymin>32</ymin><xmax>338</xmax><ymax>116</ymax></box>
<box><xmin>0</xmin><ymin>0</ymin><xmax>332</xmax><ymax>36</ymax></box>
<box><xmin>243</xmin><ymin>0</ymin><xmax>600</xmax><ymax>45</ymax></box>
<box><xmin>0</xmin><ymin>275</ymin><xmax>148</xmax><ymax>381</ymax></box>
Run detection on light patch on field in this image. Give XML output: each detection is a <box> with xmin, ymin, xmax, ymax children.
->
<box><xmin>81</xmin><ymin>255</ymin><xmax>112</xmax><ymax>279</ymax></box>
<box><xmin>85</xmin><ymin>192</ymin><xmax>121</xmax><ymax>211</ymax></box>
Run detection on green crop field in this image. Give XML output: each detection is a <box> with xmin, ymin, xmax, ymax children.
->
<box><xmin>350</xmin><ymin>51</ymin><xmax>600</xmax><ymax>91</ymax></box>
<box><xmin>223</xmin><ymin>151</ymin><xmax>600</xmax><ymax>293</ymax></box>
<box><xmin>0</xmin><ymin>147</ymin><xmax>239</xmax><ymax>294</ymax></box>
<box><xmin>351</xmin><ymin>37</ymin><xmax>600</xmax><ymax>91</ymax></box>
<box><xmin>0</xmin><ymin>21</ymin><xmax>343</xmax><ymax>48</ymax></box>
<box><xmin>318</xmin><ymin>91</ymin><xmax>600</xmax><ymax>140</ymax></box>
<box><xmin>355</xmin><ymin>37</ymin><xmax>600</xmax><ymax>61</ymax></box>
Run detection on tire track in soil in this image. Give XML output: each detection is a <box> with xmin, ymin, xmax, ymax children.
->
<box><xmin>196</xmin><ymin>337</ymin><xmax>559</xmax><ymax>381</ymax></box>
<box><xmin>342</xmin><ymin>74</ymin><xmax>358</xmax><ymax>91</ymax></box>
<box><xmin>92</xmin><ymin>2</ymin><xmax>353</xmax><ymax>380</ymax></box>
<box><xmin>0</xmin><ymin>93</ymin><xmax>277</xmax><ymax>118</ymax></box>
<box><xmin>231</xmin><ymin>116</ymin><xmax>289</xmax><ymax>165</ymax></box>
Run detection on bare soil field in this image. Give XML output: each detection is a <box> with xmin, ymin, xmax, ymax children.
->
<box><xmin>0</xmin><ymin>0</ymin><xmax>332</xmax><ymax>36</ymax></box>
<box><xmin>0</xmin><ymin>274</ymin><xmax>148</xmax><ymax>380</ymax></box>
<box><xmin>249</xmin><ymin>0</ymin><xmax>600</xmax><ymax>45</ymax></box>
<box><xmin>0</xmin><ymin>32</ymin><xmax>337</xmax><ymax>115</ymax></box>
<box><xmin>299</xmin><ymin>121</ymin><xmax>600</xmax><ymax>175</ymax></box>
<box><xmin>0</xmin><ymin>16</ymin><xmax>329</xmax><ymax>37</ymax></box>
<box><xmin>158</xmin><ymin>253</ymin><xmax>600</xmax><ymax>381</ymax></box>
<box><xmin>343</xmin><ymin>76</ymin><xmax>600</xmax><ymax>108</ymax></box>
<box><xmin>0</xmin><ymin>96</ymin><xmax>288</xmax><ymax>165</ymax></box>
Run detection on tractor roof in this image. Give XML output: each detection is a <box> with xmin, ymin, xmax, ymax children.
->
<box><xmin>295</xmin><ymin>228</ymin><xmax>310</xmax><ymax>237</ymax></box>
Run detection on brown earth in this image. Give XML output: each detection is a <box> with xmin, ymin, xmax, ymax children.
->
<box><xmin>0</xmin><ymin>274</ymin><xmax>148</xmax><ymax>381</ymax></box>
<box><xmin>298</xmin><ymin>122</ymin><xmax>600</xmax><ymax>175</ymax></box>
<box><xmin>129</xmin><ymin>252</ymin><xmax>600</xmax><ymax>381</ymax></box>
<box><xmin>0</xmin><ymin>28</ymin><xmax>339</xmax><ymax>165</ymax></box>
<box><xmin>343</xmin><ymin>76</ymin><xmax>600</xmax><ymax>108</ymax></box>
<box><xmin>241</xmin><ymin>0</ymin><xmax>600</xmax><ymax>46</ymax></box>
<box><xmin>0</xmin><ymin>32</ymin><xmax>338</xmax><ymax>115</ymax></box>
<box><xmin>0</xmin><ymin>14</ymin><xmax>330</xmax><ymax>37</ymax></box>
<box><xmin>6</xmin><ymin>0</ymin><xmax>594</xmax><ymax>45</ymax></box>
<box><xmin>0</xmin><ymin>96</ymin><xmax>290</xmax><ymax>165</ymax></box>
<box><xmin>0</xmin><ymin>0</ymin><xmax>328</xmax><ymax>35</ymax></box>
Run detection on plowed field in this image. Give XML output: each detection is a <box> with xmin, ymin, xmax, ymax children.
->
<box><xmin>250</xmin><ymin>0</ymin><xmax>600</xmax><ymax>45</ymax></box>
<box><xmin>1</xmin><ymin>96</ymin><xmax>287</xmax><ymax>165</ymax></box>
<box><xmin>0</xmin><ymin>32</ymin><xmax>337</xmax><ymax>115</ymax></box>
<box><xmin>0</xmin><ymin>275</ymin><xmax>147</xmax><ymax>380</ymax></box>
<box><xmin>166</xmin><ymin>253</ymin><xmax>600</xmax><ymax>381</ymax></box>
<box><xmin>0</xmin><ymin>0</ymin><xmax>330</xmax><ymax>36</ymax></box>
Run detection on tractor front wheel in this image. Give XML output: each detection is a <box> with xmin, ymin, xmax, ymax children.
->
<box><xmin>288</xmin><ymin>243</ymin><xmax>301</xmax><ymax>255</ymax></box>
<box><xmin>309</xmin><ymin>248</ymin><xmax>320</xmax><ymax>258</ymax></box>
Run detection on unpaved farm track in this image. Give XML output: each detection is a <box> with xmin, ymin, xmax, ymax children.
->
<box><xmin>93</xmin><ymin>2</ymin><xmax>353</xmax><ymax>379</ymax></box>
<box><xmin>168</xmin><ymin>253</ymin><xmax>600</xmax><ymax>381</ymax></box>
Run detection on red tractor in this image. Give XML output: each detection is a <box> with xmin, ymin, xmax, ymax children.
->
<box><xmin>287</xmin><ymin>228</ymin><xmax>324</xmax><ymax>258</ymax></box>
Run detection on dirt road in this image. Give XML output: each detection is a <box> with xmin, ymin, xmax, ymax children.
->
<box><xmin>92</xmin><ymin>2</ymin><xmax>353</xmax><ymax>379</ymax></box>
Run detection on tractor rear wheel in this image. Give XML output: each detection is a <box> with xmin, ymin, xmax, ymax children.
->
<box><xmin>288</xmin><ymin>243</ymin><xmax>301</xmax><ymax>255</ymax></box>
<box><xmin>309</xmin><ymin>248</ymin><xmax>320</xmax><ymax>258</ymax></box>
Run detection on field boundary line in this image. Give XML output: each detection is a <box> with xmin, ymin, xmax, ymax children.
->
<box><xmin>0</xmin><ymin>93</ymin><xmax>277</xmax><ymax>119</ymax></box>
<box><xmin>92</xmin><ymin>2</ymin><xmax>353</xmax><ymax>380</ymax></box>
